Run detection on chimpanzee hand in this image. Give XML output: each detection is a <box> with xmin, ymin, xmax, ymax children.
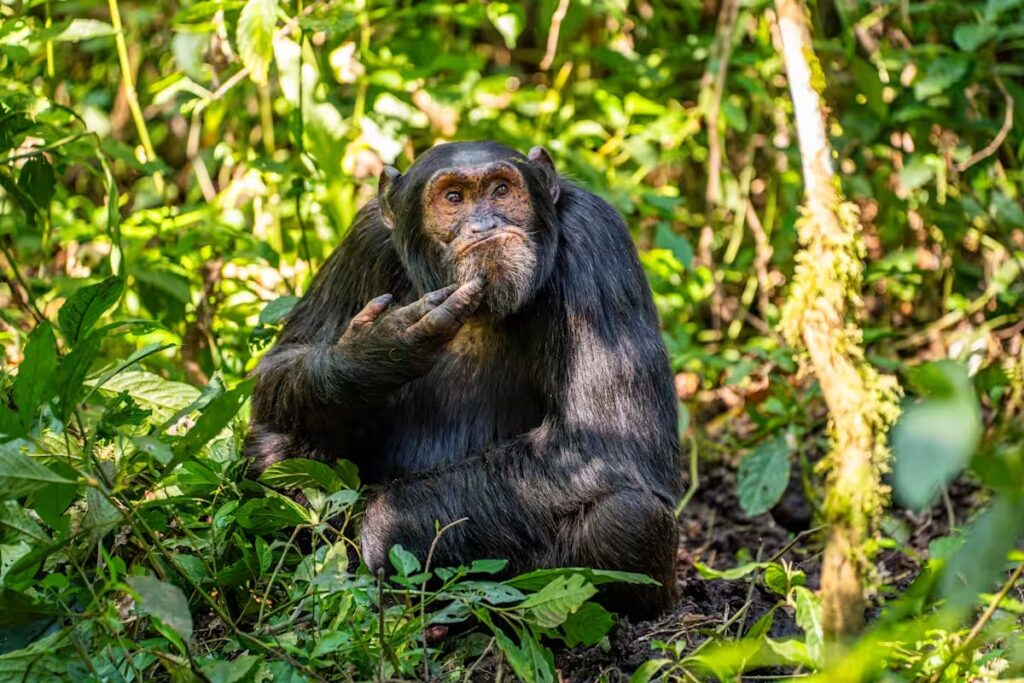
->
<box><xmin>337</xmin><ymin>276</ymin><xmax>486</xmax><ymax>384</ymax></box>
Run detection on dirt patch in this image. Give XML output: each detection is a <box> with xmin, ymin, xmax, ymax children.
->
<box><xmin>556</xmin><ymin>459</ymin><xmax>983</xmax><ymax>682</ymax></box>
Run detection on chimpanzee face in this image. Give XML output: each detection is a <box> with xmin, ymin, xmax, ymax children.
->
<box><xmin>378</xmin><ymin>142</ymin><xmax>561</xmax><ymax>319</ymax></box>
<box><xmin>421</xmin><ymin>160</ymin><xmax>539</xmax><ymax>317</ymax></box>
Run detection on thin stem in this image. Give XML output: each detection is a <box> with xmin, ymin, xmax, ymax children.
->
<box><xmin>107</xmin><ymin>0</ymin><xmax>164</xmax><ymax>194</ymax></box>
<box><xmin>539</xmin><ymin>0</ymin><xmax>570</xmax><ymax>71</ymax></box>
<box><xmin>44</xmin><ymin>0</ymin><xmax>55</xmax><ymax>80</ymax></box>
<box><xmin>420</xmin><ymin>517</ymin><xmax>469</xmax><ymax>681</ymax></box>
<box><xmin>674</xmin><ymin>433</ymin><xmax>700</xmax><ymax>517</ymax></box>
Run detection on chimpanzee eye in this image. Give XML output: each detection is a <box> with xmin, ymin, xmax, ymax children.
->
<box><xmin>492</xmin><ymin>183</ymin><xmax>509</xmax><ymax>198</ymax></box>
<box><xmin>446</xmin><ymin>190</ymin><xmax>463</xmax><ymax>204</ymax></box>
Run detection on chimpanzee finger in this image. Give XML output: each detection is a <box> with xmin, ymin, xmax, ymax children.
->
<box><xmin>392</xmin><ymin>285</ymin><xmax>459</xmax><ymax>325</ymax></box>
<box><xmin>349</xmin><ymin>293</ymin><xmax>393</xmax><ymax>330</ymax></box>
<box><xmin>409</xmin><ymin>277</ymin><xmax>486</xmax><ymax>339</ymax></box>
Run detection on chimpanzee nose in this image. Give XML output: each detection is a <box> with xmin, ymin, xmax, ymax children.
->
<box><xmin>468</xmin><ymin>213</ymin><xmax>501</xmax><ymax>233</ymax></box>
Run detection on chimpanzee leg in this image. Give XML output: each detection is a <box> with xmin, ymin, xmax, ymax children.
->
<box><xmin>548</xmin><ymin>490</ymin><xmax>678</xmax><ymax>620</ymax></box>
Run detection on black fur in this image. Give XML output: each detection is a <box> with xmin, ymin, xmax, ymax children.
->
<box><xmin>246</xmin><ymin>141</ymin><xmax>681</xmax><ymax>618</ymax></box>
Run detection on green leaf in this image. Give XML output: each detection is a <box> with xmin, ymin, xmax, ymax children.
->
<box><xmin>199</xmin><ymin>655</ymin><xmax>262</xmax><ymax>683</ymax></box>
<box><xmin>54</xmin><ymin>332</ymin><xmax>102</xmax><ymax>420</ymax></box>
<box><xmin>449</xmin><ymin>580</ymin><xmax>525</xmax><ymax>605</ymax></box>
<box><xmin>721</xmin><ymin>98</ymin><xmax>748</xmax><ymax>133</ymax></box>
<box><xmin>333</xmin><ymin>459</ymin><xmax>361</xmax><ymax>489</ymax></box>
<box><xmin>893</xmin><ymin>362</ymin><xmax>981</xmax><ymax>510</ymax></box>
<box><xmin>468</xmin><ymin>558</ymin><xmax>509</xmax><ymax>574</ymax></box>
<box><xmin>940</xmin><ymin>495</ymin><xmax>1024</xmax><ymax>614</ymax></box>
<box><xmin>0</xmin><ymin>443</ymin><xmax>76</xmax><ymax>501</ymax></box>
<box><xmin>259</xmin><ymin>295</ymin><xmax>299</xmax><ymax>324</ymax></box>
<box><xmin>764</xmin><ymin>637</ymin><xmax>816</xmax><ymax>668</ymax></box>
<box><xmin>519</xmin><ymin>574</ymin><xmax>596</xmax><ymax>629</ymax></box>
<box><xmin>388</xmin><ymin>544</ymin><xmax>421</xmax><ymax>577</ymax></box>
<box><xmin>259</xmin><ymin>458</ymin><xmax>344</xmax><ymax>492</ymax></box>
<box><xmin>630</xmin><ymin>659</ymin><xmax>672</xmax><ymax>683</ymax></box>
<box><xmin>58</xmin><ymin>276</ymin><xmax>124</xmax><ymax>344</ymax></box>
<box><xmin>747</xmin><ymin>609</ymin><xmax>775</xmax><ymax>639</ymax></box>
<box><xmin>13</xmin><ymin>322</ymin><xmax>57</xmax><ymax>431</ymax></box>
<box><xmin>506</xmin><ymin>566</ymin><xmax>659</xmax><ymax>591</ymax></box>
<box><xmin>132</xmin><ymin>435</ymin><xmax>175</xmax><ymax>465</ymax></box>
<box><xmin>234</xmin><ymin>493</ymin><xmax>310</xmax><ymax>530</ymax></box>
<box><xmin>764</xmin><ymin>563</ymin><xmax>789</xmax><ymax>596</ymax></box>
<box><xmin>53</xmin><ymin>18</ymin><xmax>116</xmax><ymax>42</ymax></box>
<box><xmin>486</xmin><ymin>3</ymin><xmax>525</xmax><ymax>49</ymax></box>
<box><xmin>127</xmin><ymin>575</ymin><xmax>193</xmax><ymax>643</ymax></box>
<box><xmin>953</xmin><ymin>23</ymin><xmax>996</xmax><ymax>51</ymax></box>
<box><xmin>561</xmin><ymin>602</ymin><xmax>614</xmax><ymax>646</ymax></box>
<box><xmin>99</xmin><ymin>369</ymin><xmax>200</xmax><ymax>423</ymax></box>
<box><xmin>0</xmin><ymin>588</ymin><xmax>62</xmax><ymax>628</ymax></box>
<box><xmin>654</xmin><ymin>222</ymin><xmax>694</xmax><ymax>269</ymax></box>
<box><xmin>0</xmin><ymin>405</ymin><xmax>21</xmax><ymax>439</ymax></box>
<box><xmin>0</xmin><ymin>501</ymin><xmax>50</xmax><ymax>542</ymax></box>
<box><xmin>791</xmin><ymin>586</ymin><xmax>824</xmax><ymax>666</ymax></box>
<box><xmin>694</xmin><ymin>561</ymin><xmax>770</xmax><ymax>581</ymax></box>
<box><xmin>17</xmin><ymin>156</ymin><xmax>56</xmax><ymax>209</ymax></box>
<box><xmin>238</xmin><ymin>0</ymin><xmax>278</xmax><ymax>85</ymax></box>
<box><xmin>85</xmin><ymin>341</ymin><xmax>177</xmax><ymax>401</ymax></box>
<box><xmin>737</xmin><ymin>432</ymin><xmax>792</xmax><ymax>516</ymax></box>
<box><xmin>914</xmin><ymin>54</ymin><xmax>972</xmax><ymax>99</ymax></box>
<box><xmin>488</xmin><ymin>620</ymin><xmax>555</xmax><ymax>683</ymax></box>
<box><xmin>898</xmin><ymin>157</ymin><xmax>935</xmax><ymax>192</ymax></box>
<box><xmin>165</xmin><ymin>377</ymin><xmax>254</xmax><ymax>472</ymax></box>
<box><xmin>0</xmin><ymin>630</ymin><xmax>75</xmax><ymax>680</ymax></box>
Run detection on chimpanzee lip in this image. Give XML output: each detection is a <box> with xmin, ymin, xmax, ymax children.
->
<box><xmin>457</xmin><ymin>228</ymin><xmax>528</xmax><ymax>256</ymax></box>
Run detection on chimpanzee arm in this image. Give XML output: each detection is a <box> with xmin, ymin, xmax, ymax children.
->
<box><xmin>249</xmin><ymin>202</ymin><xmax>413</xmax><ymax>436</ymax></box>
<box><xmin>360</xmin><ymin>187</ymin><xmax>682</xmax><ymax>610</ymax></box>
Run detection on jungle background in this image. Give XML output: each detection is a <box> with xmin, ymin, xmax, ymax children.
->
<box><xmin>1</xmin><ymin>0</ymin><xmax>1023</xmax><ymax>680</ymax></box>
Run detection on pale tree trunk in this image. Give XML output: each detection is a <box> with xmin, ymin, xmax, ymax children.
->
<box><xmin>773</xmin><ymin>0</ymin><xmax>902</xmax><ymax>638</ymax></box>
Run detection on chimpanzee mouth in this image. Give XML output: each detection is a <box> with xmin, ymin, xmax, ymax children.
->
<box><xmin>458</xmin><ymin>228</ymin><xmax>528</xmax><ymax>256</ymax></box>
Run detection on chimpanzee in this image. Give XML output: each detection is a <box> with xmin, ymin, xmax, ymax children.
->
<box><xmin>245</xmin><ymin>141</ymin><xmax>681</xmax><ymax>618</ymax></box>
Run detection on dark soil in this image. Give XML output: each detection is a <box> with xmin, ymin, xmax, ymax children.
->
<box><xmin>554</xmin><ymin>458</ymin><xmax>985</xmax><ymax>682</ymax></box>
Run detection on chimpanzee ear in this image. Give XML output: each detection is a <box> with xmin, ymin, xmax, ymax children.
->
<box><xmin>528</xmin><ymin>146</ymin><xmax>560</xmax><ymax>204</ymax></box>
<box><xmin>378</xmin><ymin>166</ymin><xmax>400</xmax><ymax>230</ymax></box>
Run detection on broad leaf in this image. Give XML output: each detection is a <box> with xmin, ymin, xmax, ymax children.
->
<box><xmin>561</xmin><ymin>602</ymin><xmax>614</xmax><ymax>646</ymax></box>
<box><xmin>165</xmin><ymin>378</ymin><xmax>254</xmax><ymax>471</ymax></box>
<box><xmin>519</xmin><ymin>574</ymin><xmax>596</xmax><ymax>629</ymax></box>
<box><xmin>953</xmin><ymin>23</ymin><xmax>996</xmax><ymax>52</ymax></box>
<box><xmin>737</xmin><ymin>432</ymin><xmax>792</xmax><ymax>516</ymax></box>
<box><xmin>259</xmin><ymin>458</ymin><xmax>344</xmax><ymax>492</ymax></box>
<box><xmin>0</xmin><ymin>501</ymin><xmax>50</xmax><ymax>543</ymax></box>
<box><xmin>655</xmin><ymin>222</ymin><xmax>694</xmax><ymax>269</ymax></box>
<box><xmin>127</xmin><ymin>575</ymin><xmax>193</xmax><ymax>643</ymax></box>
<box><xmin>99</xmin><ymin>370</ymin><xmax>201</xmax><ymax>423</ymax></box>
<box><xmin>388</xmin><ymin>544</ymin><xmax>421</xmax><ymax>577</ymax></box>
<box><xmin>506</xmin><ymin>566</ymin><xmax>658</xmax><ymax>591</ymax></box>
<box><xmin>488</xmin><ymin>619</ymin><xmax>555</xmax><ymax>683</ymax></box>
<box><xmin>893</xmin><ymin>361</ymin><xmax>981</xmax><ymax>509</ymax></box>
<box><xmin>259</xmin><ymin>295</ymin><xmax>299</xmax><ymax>324</ymax></box>
<box><xmin>694</xmin><ymin>560</ymin><xmax>771</xmax><ymax>581</ymax></box>
<box><xmin>486</xmin><ymin>3</ymin><xmax>525</xmax><ymax>49</ymax></box>
<box><xmin>914</xmin><ymin>54</ymin><xmax>972</xmax><ymax>99</ymax></box>
<box><xmin>0</xmin><ymin>444</ymin><xmax>76</xmax><ymax>501</ymax></box>
<box><xmin>54</xmin><ymin>332</ymin><xmax>103</xmax><ymax>420</ymax></box>
<box><xmin>238</xmin><ymin>0</ymin><xmax>278</xmax><ymax>84</ymax></box>
<box><xmin>58</xmin><ymin>276</ymin><xmax>124</xmax><ymax>344</ymax></box>
<box><xmin>84</xmin><ymin>341</ymin><xmax>177</xmax><ymax>401</ymax></box>
<box><xmin>17</xmin><ymin>156</ymin><xmax>55</xmax><ymax>209</ymax></box>
<box><xmin>12</xmin><ymin>322</ymin><xmax>57</xmax><ymax>431</ymax></box>
<box><xmin>234</xmin><ymin>493</ymin><xmax>310</xmax><ymax>530</ymax></box>
<box><xmin>791</xmin><ymin>586</ymin><xmax>824</xmax><ymax>666</ymax></box>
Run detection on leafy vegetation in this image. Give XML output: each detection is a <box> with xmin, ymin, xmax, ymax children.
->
<box><xmin>1</xmin><ymin>0</ymin><xmax>1023</xmax><ymax>680</ymax></box>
